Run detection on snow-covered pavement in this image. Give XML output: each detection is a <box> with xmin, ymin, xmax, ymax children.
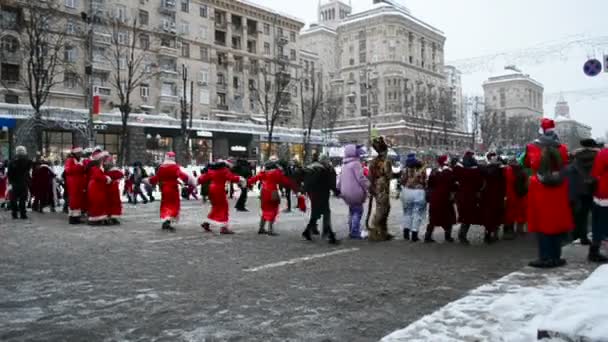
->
<box><xmin>382</xmin><ymin>245</ymin><xmax>601</xmax><ymax>342</ymax></box>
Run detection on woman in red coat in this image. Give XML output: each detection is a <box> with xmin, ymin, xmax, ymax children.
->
<box><xmin>454</xmin><ymin>151</ymin><xmax>482</xmax><ymax>244</ymax></box>
<box><xmin>64</xmin><ymin>147</ymin><xmax>86</xmax><ymax>224</ymax></box>
<box><xmin>147</xmin><ymin>152</ymin><xmax>191</xmax><ymax>232</ymax></box>
<box><xmin>198</xmin><ymin>160</ymin><xmax>243</xmax><ymax>235</ymax></box>
<box><xmin>104</xmin><ymin>156</ymin><xmax>124</xmax><ymax>225</ymax></box>
<box><xmin>525</xmin><ymin>118</ymin><xmax>573</xmax><ymax>268</ymax></box>
<box><xmin>425</xmin><ymin>155</ymin><xmax>457</xmax><ymax>243</ymax></box>
<box><xmin>248</xmin><ymin>159</ymin><xmax>297</xmax><ymax>236</ymax></box>
<box><xmin>87</xmin><ymin>151</ymin><xmax>111</xmax><ymax>226</ymax></box>
<box><xmin>504</xmin><ymin>159</ymin><xmax>528</xmax><ymax>239</ymax></box>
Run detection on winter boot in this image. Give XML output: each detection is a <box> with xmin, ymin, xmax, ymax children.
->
<box><xmin>110</xmin><ymin>218</ymin><xmax>120</xmax><ymax>225</ymax></box>
<box><xmin>588</xmin><ymin>243</ymin><xmax>608</xmax><ymax>263</ymax></box>
<box><xmin>458</xmin><ymin>225</ymin><xmax>470</xmax><ymax>245</ymax></box>
<box><xmin>302</xmin><ymin>228</ymin><xmax>313</xmax><ymax>241</ymax></box>
<box><xmin>424</xmin><ymin>227</ymin><xmax>435</xmax><ymax>243</ymax></box>
<box><xmin>201</xmin><ymin>222</ymin><xmax>212</xmax><ymax>233</ymax></box>
<box><xmin>528</xmin><ymin>259</ymin><xmax>553</xmax><ymax>268</ymax></box>
<box><xmin>311</xmin><ymin>224</ymin><xmax>320</xmax><ymax>236</ymax></box>
<box><xmin>403</xmin><ymin>228</ymin><xmax>410</xmax><ymax>241</ymax></box>
<box><xmin>411</xmin><ymin>231</ymin><xmax>419</xmax><ymax>242</ymax></box>
<box><xmin>258</xmin><ymin>219</ymin><xmax>267</xmax><ymax>235</ymax></box>
<box><xmin>69</xmin><ymin>216</ymin><xmax>82</xmax><ymax>225</ymax></box>
<box><xmin>162</xmin><ymin>220</ymin><xmax>175</xmax><ymax>232</ymax></box>
<box><xmin>267</xmin><ymin>222</ymin><xmax>279</xmax><ymax>236</ymax></box>
<box><xmin>444</xmin><ymin>229</ymin><xmax>455</xmax><ymax>243</ymax></box>
<box><xmin>220</xmin><ymin>227</ymin><xmax>235</xmax><ymax>235</ymax></box>
<box><xmin>328</xmin><ymin>232</ymin><xmax>339</xmax><ymax>245</ymax></box>
<box><xmin>503</xmin><ymin>225</ymin><xmax>516</xmax><ymax>240</ymax></box>
<box><xmin>580</xmin><ymin>236</ymin><xmax>592</xmax><ymax>246</ymax></box>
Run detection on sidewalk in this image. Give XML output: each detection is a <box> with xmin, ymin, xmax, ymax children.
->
<box><xmin>382</xmin><ymin>245</ymin><xmax>599</xmax><ymax>342</ymax></box>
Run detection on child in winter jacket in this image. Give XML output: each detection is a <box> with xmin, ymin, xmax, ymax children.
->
<box><xmin>338</xmin><ymin>145</ymin><xmax>370</xmax><ymax>239</ymax></box>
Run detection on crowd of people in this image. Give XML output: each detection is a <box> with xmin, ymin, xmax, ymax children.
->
<box><xmin>2</xmin><ymin>118</ymin><xmax>608</xmax><ymax>269</ymax></box>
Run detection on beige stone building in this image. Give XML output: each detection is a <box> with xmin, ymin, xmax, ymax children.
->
<box><xmin>553</xmin><ymin>97</ymin><xmax>592</xmax><ymax>149</ymax></box>
<box><xmin>0</xmin><ymin>0</ymin><xmax>328</xmax><ymax>163</ymax></box>
<box><xmin>300</xmin><ymin>0</ymin><xmax>472</xmax><ymax>153</ymax></box>
<box><xmin>483</xmin><ymin>72</ymin><xmax>544</xmax><ymax>119</ymax></box>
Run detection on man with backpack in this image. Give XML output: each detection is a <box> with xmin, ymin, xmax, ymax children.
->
<box><xmin>524</xmin><ymin>118</ymin><xmax>573</xmax><ymax>268</ymax></box>
<box><xmin>565</xmin><ymin>138</ymin><xmax>600</xmax><ymax>246</ymax></box>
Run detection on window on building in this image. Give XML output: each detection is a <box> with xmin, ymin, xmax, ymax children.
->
<box><xmin>96</xmin><ymin>133</ymin><xmax>120</xmax><ymax>155</ymax></box>
<box><xmin>277</xmin><ymin>27</ymin><xmax>283</xmax><ymax>37</ymax></box>
<box><xmin>290</xmin><ymin>31</ymin><xmax>296</xmax><ymax>42</ymax></box>
<box><xmin>139</xmin><ymin>34</ymin><xmax>150</xmax><ymax>50</ymax></box>
<box><xmin>180</xmin><ymin>21</ymin><xmax>189</xmax><ymax>35</ymax></box>
<box><xmin>264</xmin><ymin>42</ymin><xmax>271</xmax><ymax>55</ymax></box>
<box><xmin>139</xmin><ymin>10</ymin><xmax>149</xmax><ymax>26</ymax></box>
<box><xmin>199</xmin><ymin>5</ymin><xmax>208</xmax><ymax>17</ymax></box>
<box><xmin>1</xmin><ymin>35</ymin><xmax>19</xmax><ymax>53</ymax></box>
<box><xmin>233</xmin><ymin>76</ymin><xmax>239</xmax><ymax>89</ymax></box>
<box><xmin>64</xmin><ymin>45</ymin><xmax>78</xmax><ymax>62</ymax></box>
<box><xmin>181</xmin><ymin>0</ymin><xmax>189</xmax><ymax>13</ymax></box>
<box><xmin>117</xmin><ymin>31</ymin><xmax>128</xmax><ymax>44</ymax></box>
<box><xmin>217</xmin><ymin>92</ymin><xmax>227</xmax><ymax>107</ymax></box>
<box><xmin>200</xmin><ymin>46</ymin><xmax>208</xmax><ymax>61</ymax></box>
<box><xmin>181</xmin><ymin>42</ymin><xmax>190</xmax><ymax>57</ymax></box>
<box><xmin>161</xmin><ymin>82</ymin><xmax>176</xmax><ymax>96</ymax></box>
<box><xmin>1</xmin><ymin>63</ymin><xmax>19</xmax><ymax>82</ymax></box>
<box><xmin>64</xmin><ymin>72</ymin><xmax>78</xmax><ymax>89</ymax></box>
<box><xmin>199</xmin><ymin>69</ymin><xmax>208</xmax><ymax>83</ymax></box>
<box><xmin>140</xmin><ymin>84</ymin><xmax>150</xmax><ymax>98</ymax></box>
<box><xmin>263</xmin><ymin>23</ymin><xmax>270</xmax><ymax>35</ymax></box>
<box><xmin>217</xmin><ymin>73</ymin><xmax>225</xmax><ymax>85</ymax></box>
<box><xmin>115</xmin><ymin>5</ymin><xmax>127</xmax><ymax>21</ymax></box>
<box><xmin>290</xmin><ymin>49</ymin><xmax>296</xmax><ymax>61</ymax></box>
<box><xmin>199</xmin><ymin>25</ymin><xmax>208</xmax><ymax>40</ymax></box>
<box><xmin>65</xmin><ymin>0</ymin><xmax>78</xmax><ymax>9</ymax></box>
<box><xmin>66</xmin><ymin>20</ymin><xmax>77</xmax><ymax>35</ymax></box>
<box><xmin>5</xmin><ymin>94</ymin><xmax>18</xmax><ymax>104</ymax></box>
<box><xmin>199</xmin><ymin>88</ymin><xmax>210</xmax><ymax>105</ymax></box>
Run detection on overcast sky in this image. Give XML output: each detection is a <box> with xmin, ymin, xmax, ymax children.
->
<box><xmin>250</xmin><ymin>0</ymin><xmax>608</xmax><ymax>136</ymax></box>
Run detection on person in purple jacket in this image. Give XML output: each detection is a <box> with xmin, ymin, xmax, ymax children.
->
<box><xmin>338</xmin><ymin>144</ymin><xmax>370</xmax><ymax>239</ymax></box>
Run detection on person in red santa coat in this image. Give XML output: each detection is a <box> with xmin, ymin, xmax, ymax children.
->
<box><xmin>524</xmin><ymin>118</ymin><xmax>573</xmax><ymax>268</ymax></box>
<box><xmin>248</xmin><ymin>158</ymin><xmax>298</xmax><ymax>236</ymax></box>
<box><xmin>425</xmin><ymin>155</ymin><xmax>457</xmax><ymax>243</ymax></box>
<box><xmin>454</xmin><ymin>151</ymin><xmax>483</xmax><ymax>244</ymax></box>
<box><xmin>64</xmin><ymin>147</ymin><xmax>87</xmax><ymax>224</ymax></box>
<box><xmin>504</xmin><ymin>157</ymin><xmax>529</xmax><ymax>239</ymax></box>
<box><xmin>0</xmin><ymin>162</ymin><xmax>7</xmax><ymax>208</ymax></box>
<box><xmin>146</xmin><ymin>152</ymin><xmax>192</xmax><ymax>232</ymax></box>
<box><xmin>479</xmin><ymin>152</ymin><xmax>506</xmax><ymax>244</ymax></box>
<box><xmin>198</xmin><ymin>160</ymin><xmax>244</xmax><ymax>235</ymax></box>
<box><xmin>86</xmin><ymin>150</ymin><xmax>111</xmax><ymax>226</ymax></box>
<box><xmin>104</xmin><ymin>155</ymin><xmax>123</xmax><ymax>225</ymax></box>
<box><xmin>589</xmin><ymin>146</ymin><xmax>608</xmax><ymax>263</ymax></box>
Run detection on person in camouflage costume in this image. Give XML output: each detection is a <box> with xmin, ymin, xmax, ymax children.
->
<box><xmin>367</xmin><ymin>137</ymin><xmax>394</xmax><ymax>241</ymax></box>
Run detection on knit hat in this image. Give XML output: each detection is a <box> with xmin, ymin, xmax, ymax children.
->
<box><xmin>437</xmin><ymin>155</ymin><xmax>448</xmax><ymax>166</ymax></box>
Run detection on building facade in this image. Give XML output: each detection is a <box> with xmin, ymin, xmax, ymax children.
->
<box><xmin>300</xmin><ymin>0</ymin><xmax>472</xmax><ymax>154</ymax></box>
<box><xmin>444</xmin><ymin>65</ymin><xmax>465</xmax><ymax>131</ymax></box>
<box><xmin>482</xmin><ymin>72</ymin><xmax>544</xmax><ymax>119</ymax></box>
<box><xmin>553</xmin><ymin>97</ymin><xmax>592</xmax><ymax>149</ymax></box>
<box><xmin>0</xmin><ymin>0</ymin><xmax>327</xmax><ymax>163</ymax></box>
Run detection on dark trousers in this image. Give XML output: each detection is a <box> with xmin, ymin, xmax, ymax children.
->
<box><xmin>133</xmin><ymin>184</ymin><xmax>148</xmax><ymax>204</ymax></box>
<box><xmin>572</xmin><ymin>200</ymin><xmax>592</xmax><ymax>241</ymax></box>
<box><xmin>285</xmin><ymin>188</ymin><xmax>292</xmax><ymax>210</ymax></box>
<box><xmin>591</xmin><ymin>204</ymin><xmax>608</xmax><ymax>243</ymax></box>
<box><xmin>306</xmin><ymin>199</ymin><xmax>333</xmax><ymax>235</ymax></box>
<box><xmin>537</xmin><ymin>233</ymin><xmax>563</xmax><ymax>261</ymax></box>
<box><xmin>11</xmin><ymin>189</ymin><xmax>27</xmax><ymax>218</ymax></box>
<box><xmin>229</xmin><ymin>183</ymin><xmax>235</xmax><ymax>199</ymax></box>
<box><xmin>235</xmin><ymin>187</ymin><xmax>248</xmax><ymax>209</ymax></box>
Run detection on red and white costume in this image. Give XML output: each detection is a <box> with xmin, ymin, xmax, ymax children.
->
<box><xmin>248</xmin><ymin>167</ymin><xmax>296</xmax><ymax>223</ymax></box>
<box><xmin>64</xmin><ymin>147</ymin><xmax>86</xmax><ymax>217</ymax></box>
<box><xmin>148</xmin><ymin>152</ymin><xmax>191</xmax><ymax>222</ymax></box>
<box><xmin>87</xmin><ymin>151</ymin><xmax>111</xmax><ymax>222</ymax></box>
<box><xmin>198</xmin><ymin>162</ymin><xmax>242</xmax><ymax>227</ymax></box>
<box><xmin>105</xmin><ymin>166</ymin><xmax>124</xmax><ymax>218</ymax></box>
<box><xmin>0</xmin><ymin>164</ymin><xmax>7</xmax><ymax>203</ymax></box>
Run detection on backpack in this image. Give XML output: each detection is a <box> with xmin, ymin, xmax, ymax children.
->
<box><xmin>537</xmin><ymin>145</ymin><xmax>564</xmax><ymax>187</ymax></box>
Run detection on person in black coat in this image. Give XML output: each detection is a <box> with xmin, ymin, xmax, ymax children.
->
<box><xmin>565</xmin><ymin>138</ymin><xmax>600</xmax><ymax>245</ymax></box>
<box><xmin>7</xmin><ymin>146</ymin><xmax>33</xmax><ymax>219</ymax></box>
<box><xmin>232</xmin><ymin>158</ymin><xmax>252</xmax><ymax>211</ymax></box>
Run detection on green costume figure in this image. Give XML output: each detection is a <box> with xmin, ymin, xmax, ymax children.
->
<box><xmin>367</xmin><ymin>137</ymin><xmax>394</xmax><ymax>241</ymax></box>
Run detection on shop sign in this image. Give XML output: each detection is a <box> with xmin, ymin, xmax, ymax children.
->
<box><xmin>196</xmin><ymin>130</ymin><xmax>213</xmax><ymax>138</ymax></box>
<box><xmin>72</xmin><ymin>123</ymin><xmax>108</xmax><ymax>131</ymax></box>
<box><xmin>230</xmin><ymin>145</ymin><xmax>247</xmax><ymax>152</ymax></box>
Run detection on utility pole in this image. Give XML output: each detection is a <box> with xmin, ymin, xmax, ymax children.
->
<box><xmin>364</xmin><ymin>63</ymin><xmax>375</xmax><ymax>151</ymax></box>
<box><xmin>82</xmin><ymin>0</ymin><xmax>96</xmax><ymax>148</ymax></box>
<box><xmin>180</xmin><ymin>64</ymin><xmax>189</xmax><ymax>164</ymax></box>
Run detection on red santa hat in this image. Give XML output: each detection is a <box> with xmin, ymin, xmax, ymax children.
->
<box><xmin>540</xmin><ymin>118</ymin><xmax>555</xmax><ymax>134</ymax></box>
<box><xmin>164</xmin><ymin>151</ymin><xmax>176</xmax><ymax>162</ymax></box>
<box><xmin>437</xmin><ymin>155</ymin><xmax>449</xmax><ymax>166</ymax></box>
<box><xmin>91</xmin><ymin>150</ymin><xmax>108</xmax><ymax>161</ymax></box>
<box><xmin>71</xmin><ymin>146</ymin><xmax>83</xmax><ymax>154</ymax></box>
<box><xmin>463</xmin><ymin>150</ymin><xmax>474</xmax><ymax>158</ymax></box>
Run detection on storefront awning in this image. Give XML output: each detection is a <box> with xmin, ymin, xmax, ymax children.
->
<box><xmin>0</xmin><ymin>117</ymin><xmax>16</xmax><ymax>129</ymax></box>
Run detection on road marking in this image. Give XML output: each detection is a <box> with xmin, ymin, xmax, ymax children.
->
<box><xmin>146</xmin><ymin>236</ymin><xmax>200</xmax><ymax>244</ymax></box>
<box><xmin>244</xmin><ymin>248</ymin><xmax>360</xmax><ymax>272</ymax></box>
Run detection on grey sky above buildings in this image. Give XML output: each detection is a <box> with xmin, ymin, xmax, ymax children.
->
<box><xmin>251</xmin><ymin>0</ymin><xmax>608</xmax><ymax>136</ymax></box>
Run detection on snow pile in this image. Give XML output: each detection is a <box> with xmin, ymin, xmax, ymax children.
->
<box><xmin>538</xmin><ymin>265</ymin><xmax>608</xmax><ymax>341</ymax></box>
<box><xmin>382</xmin><ymin>268</ymin><xmax>591</xmax><ymax>342</ymax></box>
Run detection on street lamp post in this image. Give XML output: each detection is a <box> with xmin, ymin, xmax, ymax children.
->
<box><xmin>82</xmin><ymin>1</ymin><xmax>97</xmax><ymax>148</ymax></box>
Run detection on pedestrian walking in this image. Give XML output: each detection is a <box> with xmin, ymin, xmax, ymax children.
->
<box><xmin>301</xmin><ymin>154</ymin><xmax>340</xmax><ymax>244</ymax></box>
<box><xmin>589</xmin><ymin>144</ymin><xmax>608</xmax><ymax>263</ymax></box>
<box><xmin>425</xmin><ymin>155</ymin><xmax>457</xmax><ymax>243</ymax></box>
<box><xmin>247</xmin><ymin>158</ymin><xmax>297</xmax><ymax>236</ymax></box>
<box><xmin>64</xmin><ymin>147</ymin><xmax>86</xmax><ymax>224</ymax></box>
<box><xmin>7</xmin><ymin>146</ymin><xmax>32</xmax><ymax>220</ymax></box>
<box><xmin>131</xmin><ymin>162</ymin><xmax>149</xmax><ymax>204</ymax></box>
<box><xmin>503</xmin><ymin>156</ymin><xmax>529</xmax><ymax>239</ymax></box>
<box><xmin>479</xmin><ymin>152</ymin><xmax>506</xmax><ymax>244</ymax></box>
<box><xmin>524</xmin><ymin>118</ymin><xmax>573</xmax><ymax>268</ymax></box>
<box><xmin>338</xmin><ymin>144</ymin><xmax>369</xmax><ymax>240</ymax></box>
<box><xmin>454</xmin><ymin>151</ymin><xmax>483</xmax><ymax>244</ymax></box>
<box><xmin>367</xmin><ymin>137</ymin><xmax>394</xmax><ymax>242</ymax></box>
<box><xmin>565</xmin><ymin>138</ymin><xmax>599</xmax><ymax>245</ymax></box>
<box><xmin>198</xmin><ymin>160</ymin><xmax>244</xmax><ymax>235</ymax></box>
<box><xmin>146</xmin><ymin>152</ymin><xmax>193</xmax><ymax>232</ymax></box>
<box><xmin>86</xmin><ymin>151</ymin><xmax>111</xmax><ymax>226</ymax></box>
<box><xmin>399</xmin><ymin>153</ymin><xmax>427</xmax><ymax>242</ymax></box>
<box><xmin>233</xmin><ymin>158</ymin><xmax>252</xmax><ymax>212</ymax></box>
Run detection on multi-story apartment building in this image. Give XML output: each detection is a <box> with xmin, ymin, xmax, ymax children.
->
<box><xmin>300</xmin><ymin>0</ymin><xmax>472</xmax><ymax>153</ymax></box>
<box><xmin>444</xmin><ymin>65</ymin><xmax>465</xmax><ymax>131</ymax></box>
<box><xmin>482</xmin><ymin>72</ymin><xmax>544</xmax><ymax>119</ymax></box>
<box><xmin>0</xmin><ymin>0</ymin><xmax>324</xmax><ymax>163</ymax></box>
<box><xmin>554</xmin><ymin>96</ymin><xmax>592</xmax><ymax>149</ymax></box>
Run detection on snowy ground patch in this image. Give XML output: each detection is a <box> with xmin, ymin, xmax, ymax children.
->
<box><xmin>382</xmin><ymin>267</ymin><xmax>591</xmax><ymax>342</ymax></box>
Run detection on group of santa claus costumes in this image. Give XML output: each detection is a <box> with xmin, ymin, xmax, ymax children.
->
<box><xmin>64</xmin><ymin>147</ymin><xmax>123</xmax><ymax>226</ymax></box>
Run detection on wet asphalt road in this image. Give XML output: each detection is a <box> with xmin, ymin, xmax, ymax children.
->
<box><xmin>0</xmin><ymin>197</ymin><xmax>539</xmax><ymax>342</ymax></box>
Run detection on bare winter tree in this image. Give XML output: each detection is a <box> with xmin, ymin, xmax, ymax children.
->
<box><xmin>503</xmin><ymin>116</ymin><xmax>538</xmax><ymax>148</ymax></box>
<box><xmin>103</xmin><ymin>15</ymin><xmax>155</xmax><ymax>166</ymax></box>
<box><xmin>438</xmin><ymin>88</ymin><xmax>455</xmax><ymax>148</ymax></box>
<box><xmin>251</xmin><ymin>59</ymin><xmax>294</xmax><ymax>160</ymax></box>
<box><xmin>480</xmin><ymin>107</ymin><xmax>502</xmax><ymax>151</ymax></box>
<box><xmin>299</xmin><ymin>65</ymin><xmax>323</xmax><ymax>163</ymax></box>
<box><xmin>1</xmin><ymin>0</ymin><xmax>70</xmax><ymax>153</ymax></box>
